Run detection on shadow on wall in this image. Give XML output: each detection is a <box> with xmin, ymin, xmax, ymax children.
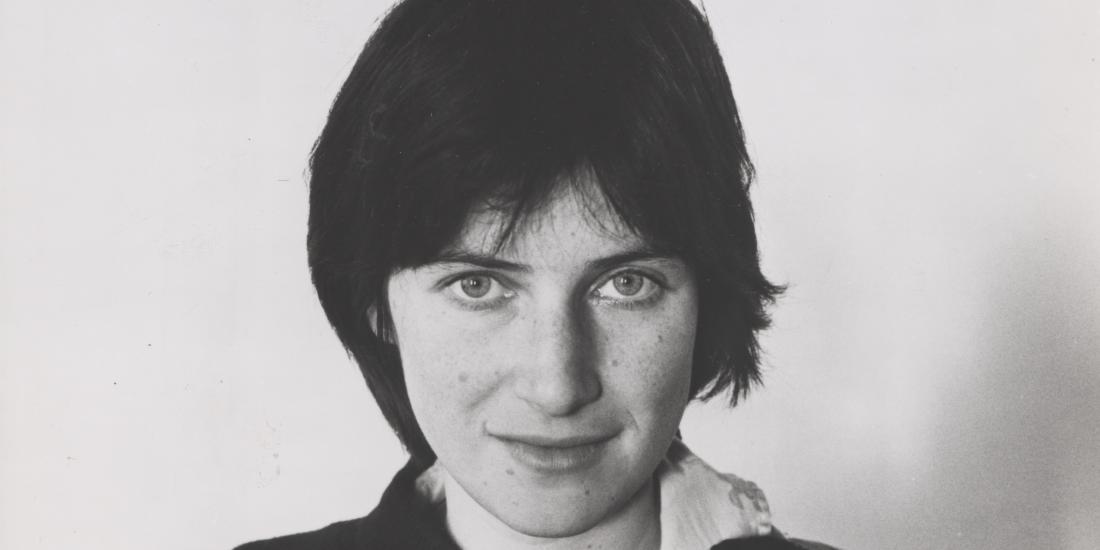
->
<box><xmin>913</xmin><ymin>229</ymin><xmax>1098</xmax><ymax>549</ymax></box>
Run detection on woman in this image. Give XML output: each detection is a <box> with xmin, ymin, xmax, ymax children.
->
<box><xmin>240</xmin><ymin>0</ymin><xmax>836</xmax><ymax>548</ymax></box>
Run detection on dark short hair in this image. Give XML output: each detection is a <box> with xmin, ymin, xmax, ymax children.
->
<box><xmin>307</xmin><ymin>0</ymin><xmax>782</xmax><ymax>463</ymax></box>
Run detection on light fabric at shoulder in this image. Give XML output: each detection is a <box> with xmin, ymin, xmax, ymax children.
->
<box><xmin>657</xmin><ymin>439</ymin><xmax>773</xmax><ymax>550</ymax></box>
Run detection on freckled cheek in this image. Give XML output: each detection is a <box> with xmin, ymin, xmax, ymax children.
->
<box><xmin>398</xmin><ymin>326</ymin><xmax>501</xmax><ymax>451</ymax></box>
<box><xmin>396</xmin><ymin>312</ymin><xmax>507</xmax><ymax>409</ymax></box>
<box><xmin>602</xmin><ymin>314</ymin><xmax>696</xmax><ymax>405</ymax></box>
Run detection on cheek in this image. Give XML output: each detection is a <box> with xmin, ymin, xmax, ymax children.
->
<box><xmin>389</xmin><ymin>299</ymin><xmax>502</xmax><ymax>436</ymax></box>
<box><xmin>602</xmin><ymin>304</ymin><xmax>697</xmax><ymax>421</ymax></box>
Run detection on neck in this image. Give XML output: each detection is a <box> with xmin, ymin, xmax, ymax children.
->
<box><xmin>443</xmin><ymin>475</ymin><xmax>660</xmax><ymax>550</ymax></box>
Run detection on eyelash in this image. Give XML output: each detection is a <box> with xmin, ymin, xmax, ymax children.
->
<box><xmin>441</xmin><ymin>269</ymin><xmax>666</xmax><ymax>311</ymax></box>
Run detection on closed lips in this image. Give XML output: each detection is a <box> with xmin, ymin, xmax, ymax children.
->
<box><xmin>497</xmin><ymin>433</ymin><xmax>617</xmax><ymax>474</ymax></box>
<box><xmin>495</xmin><ymin>433</ymin><xmax>615</xmax><ymax>448</ymax></box>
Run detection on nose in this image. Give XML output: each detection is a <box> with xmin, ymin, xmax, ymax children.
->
<box><xmin>512</xmin><ymin>299</ymin><xmax>602</xmax><ymax>416</ymax></box>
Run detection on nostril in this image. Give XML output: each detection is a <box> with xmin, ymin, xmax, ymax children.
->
<box><xmin>515</xmin><ymin>351</ymin><xmax>602</xmax><ymax>416</ymax></box>
<box><xmin>516</xmin><ymin>370</ymin><xmax>601</xmax><ymax>417</ymax></box>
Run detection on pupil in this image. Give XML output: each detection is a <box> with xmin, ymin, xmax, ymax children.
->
<box><xmin>613</xmin><ymin>274</ymin><xmax>642</xmax><ymax>296</ymax></box>
<box><xmin>461</xmin><ymin>276</ymin><xmax>490</xmax><ymax>298</ymax></box>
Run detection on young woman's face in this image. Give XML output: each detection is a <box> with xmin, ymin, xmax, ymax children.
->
<box><xmin>387</xmin><ymin>183</ymin><xmax>698</xmax><ymax>537</ymax></box>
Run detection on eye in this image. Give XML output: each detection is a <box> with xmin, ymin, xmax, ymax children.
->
<box><xmin>592</xmin><ymin>270</ymin><xmax>662</xmax><ymax>306</ymax></box>
<box><xmin>445</xmin><ymin>273</ymin><xmax>515</xmax><ymax>308</ymax></box>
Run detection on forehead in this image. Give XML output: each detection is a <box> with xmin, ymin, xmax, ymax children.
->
<box><xmin>445</xmin><ymin>181</ymin><xmax>647</xmax><ymax>262</ymax></box>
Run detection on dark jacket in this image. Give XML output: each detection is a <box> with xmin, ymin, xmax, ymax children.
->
<box><xmin>236</xmin><ymin>460</ymin><xmax>837</xmax><ymax>550</ymax></box>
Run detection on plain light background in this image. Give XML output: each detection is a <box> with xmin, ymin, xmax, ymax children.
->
<box><xmin>2</xmin><ymin>1</ymin><xmax>1097</xmax><ymax>549</ymax></box>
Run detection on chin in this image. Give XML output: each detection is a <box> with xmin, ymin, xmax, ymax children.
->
<box><xmin>482</xmin><ymin>472</ymin><xmax>644</xmax><ymax>539</ymax></box>
<box><xmin>496</xmin><ymin>500</ymin><xmax>607</xmax><ymax>538</ymax></box>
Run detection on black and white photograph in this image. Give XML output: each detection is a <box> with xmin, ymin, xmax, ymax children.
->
<box><xmin>2</xmin><ymin>1</ymin><xmax>1097</xmax><ymax>549</ymax></box>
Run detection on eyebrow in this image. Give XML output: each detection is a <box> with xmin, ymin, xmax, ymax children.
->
<box><xmin>427</xmin><ymin>246</ymin><xmax>678</xmax><ymax>273</ymax></box>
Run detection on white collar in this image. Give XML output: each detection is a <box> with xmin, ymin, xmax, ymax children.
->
<box><xmin>656</xmin><ymin>439</ymin><xmax>772</xmax><ymax>549</ymax></box>
<box><xmin>413</xmin><ymin>439</ymin><xmax>772</xmax><ymax>549</ymax></box>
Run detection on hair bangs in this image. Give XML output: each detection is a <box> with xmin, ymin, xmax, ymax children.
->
<box><xmin>373</xmin><ymin>1</ymin><xmax>727</xmax><ymax>269</ymax></box>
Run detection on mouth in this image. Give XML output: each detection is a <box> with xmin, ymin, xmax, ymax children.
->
<box><xmin>495</xmin><ymin>433</ymin><xmax>616</xmax><ymax>474</ymax></box>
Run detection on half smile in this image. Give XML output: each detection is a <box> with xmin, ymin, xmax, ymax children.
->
<box><xmin>496</xmin><ymin>433</ymin><xmax>616</xmax><ymax>474</ymax></box>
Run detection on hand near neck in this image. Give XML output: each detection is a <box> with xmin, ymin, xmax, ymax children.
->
<box><xmin>443</xmin><ymin>474</ymin><xmax>660</xmax><ymax>550</ymax></box>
